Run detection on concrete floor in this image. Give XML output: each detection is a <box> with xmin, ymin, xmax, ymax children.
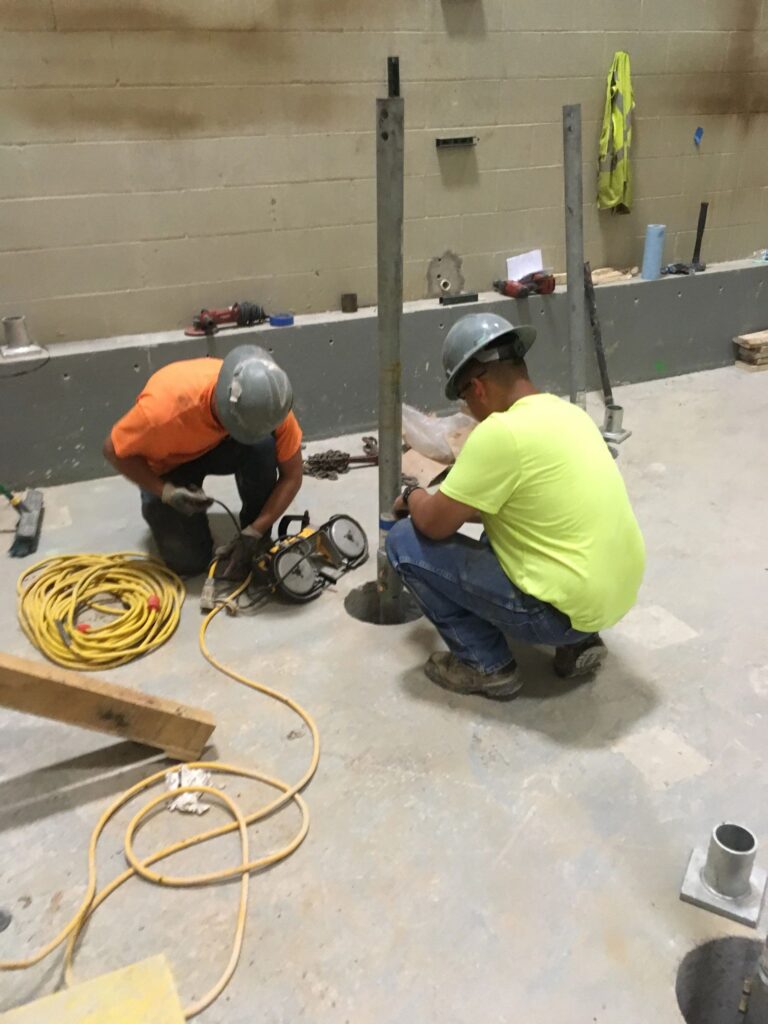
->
<box><xmin>1</xmin><ymin>365</ymin><xmax>767</xmax><ymax>1022</ymax></box>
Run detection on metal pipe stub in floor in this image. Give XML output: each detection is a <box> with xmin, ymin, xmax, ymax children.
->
<box><xmin>680</xmin><ymin>822</ymin><xmax>768</xmax><ymax>927</ymax></box>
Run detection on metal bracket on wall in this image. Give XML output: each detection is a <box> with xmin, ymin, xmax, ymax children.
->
<box><xmin>435</xmin><ymin>136</ymin><xmax>478</xmax><ymax>149</ymax></box>
<box><xmin>426</xmin><ymin>250</ymin><xmax>465</xmax><ymax>299</ymax></box>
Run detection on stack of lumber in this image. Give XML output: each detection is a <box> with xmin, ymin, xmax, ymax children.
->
<box><xmin>734</xmin><ymin>330</ymin><xmax>768</xmax><ymax>372</ymax></box>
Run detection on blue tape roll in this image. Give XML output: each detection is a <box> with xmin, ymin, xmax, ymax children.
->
<box><xmin>641</xmin><ymin>224</ymin><xmax>666</xmax><ymax>281</ymax></box>
<box><xmin>269</xmin><ymin>313</ymin><xmax>294</xmax><ymax>327</ymax></box>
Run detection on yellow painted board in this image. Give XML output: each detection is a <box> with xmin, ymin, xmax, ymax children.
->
<box><xmin>0</xmin><ymin>955</ymin><xmax>184</xmax><ymax>1024</ymax></box>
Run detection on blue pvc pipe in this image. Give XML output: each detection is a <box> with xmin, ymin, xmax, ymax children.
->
<box><xmin>641</xmin><ymin>224</ymin><xmax>666</xmax><ymax>280</ymax></box>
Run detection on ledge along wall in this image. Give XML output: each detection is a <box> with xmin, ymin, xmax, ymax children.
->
<box><xmin>2</xmin><ymin>261</ymin><xmax>767</xmax><ymax>488</ymax></box>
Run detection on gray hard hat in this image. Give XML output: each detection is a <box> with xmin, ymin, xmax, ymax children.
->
<box><xmin>214</xmin><ymin>345</ymin><xmax>293</xmax><ymax>443</ymax></box>
<box><xmin>442</xmin><ymin>313</ymin><xmax>537</xmax><ymax>400</ymax></box>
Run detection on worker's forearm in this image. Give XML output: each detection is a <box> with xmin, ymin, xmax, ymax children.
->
<box><xmin>250</xmin><ymin>474</ymin><xmax>302</xmax><ymax>535</ymax></box>
<box><xmin>408</xmin><ymin>490</ymin><xmax>449</xmax><ymax>540</ymax></box>
<box><xmin>105</xmin><ymin>449</ymin><xmax>165</xmax><ymax>497</ymax></box>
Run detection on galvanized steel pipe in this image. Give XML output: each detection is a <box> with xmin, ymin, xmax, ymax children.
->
<box><xmin>375</xmin><ymin>67</ymin><xmax>406</xmax><ymax>624</ymax></box>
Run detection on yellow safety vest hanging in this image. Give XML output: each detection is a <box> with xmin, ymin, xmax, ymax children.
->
<box><xmin>598</xmin><ymin>50</ymin><xmax>634</xmax><ymax>214</ymax></box>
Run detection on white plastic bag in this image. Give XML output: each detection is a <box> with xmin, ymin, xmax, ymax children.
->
<box><xmin>402</xmin><ymin>404</ymin><xmax>475</xmax><ymax>464</ymax></box>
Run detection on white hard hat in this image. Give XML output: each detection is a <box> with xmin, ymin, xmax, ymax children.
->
<box><xmin>214</xmin><ymin>345</ymin><xmax>293</xmax><ymax>443</ymax></box>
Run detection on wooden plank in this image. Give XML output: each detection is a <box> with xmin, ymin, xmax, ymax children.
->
<box><xmin>734</xmin><ymin>330</ymin><xmax>768</xmax><ymax>349</ymax></box>
<box><xmin>0</xmin><ymin>652</ymin><xmax>214</xmax><ymax>761</ymax></box>
<box><xmin>737</xmin><ymin>350</ymin><xmax>768</xmax><ymax>365</ymax></box>
<box><xmin>0</xmin><ymin>955</ymin><xmax>184</xmax><ymax>1023</ymax></box>
<box><xmin>735</xmin><ymin>359</ymin><xmax>768</xmax><ymax>373</ymax></box>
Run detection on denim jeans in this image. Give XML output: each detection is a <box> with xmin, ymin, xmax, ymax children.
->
<box><xmin>141</xmin><ymin>435</ymin><xmax>277</xmax><ymax>576</ymax></box>
<box><xmin>386</xmin><ymin>518</ymin><xmax>595</xmax><ymax>674</ymax></box>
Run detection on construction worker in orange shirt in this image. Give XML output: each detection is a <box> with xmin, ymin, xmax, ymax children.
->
<box><xmin>104</xmin><ymin>345</ymin><xmax>302</xmax><ymax>580</ymax></box>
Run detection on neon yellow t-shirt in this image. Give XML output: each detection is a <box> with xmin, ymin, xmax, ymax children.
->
<box><xmin>440</xmin><ymin>393</ymin><xmax>645</xmax><ymax>632</ymax></box>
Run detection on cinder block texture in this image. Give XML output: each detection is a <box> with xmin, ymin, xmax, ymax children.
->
<box><xmin>0</xmin><ymin>0</ymin><xmax>766</xmax><ymax>343</ymax></box>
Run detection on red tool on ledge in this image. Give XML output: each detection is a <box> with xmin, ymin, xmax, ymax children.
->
<box><xmin>184</xmin><ymin>301</ymin><xmax>267</xmax><ymax>337</ymax></box>
<box><xmin>493</xmin><ymin>271</ymin><xmax>556</xmax><ymax>299</ymax></box>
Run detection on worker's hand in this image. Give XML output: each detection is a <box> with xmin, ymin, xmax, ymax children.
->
<box><xmin>214</xmin><ymin>526</ymin><xmax>270</xmax><ymax>581</ymax></box>
<box><xmin>161</xmin><ymin>482</ymin><xmax>213</xmax><ymax>517</ymax></box>
<box><xmin>392</xmin><ymin>495</ymin><xmax>410</xmax><ymax>519</ymax></box>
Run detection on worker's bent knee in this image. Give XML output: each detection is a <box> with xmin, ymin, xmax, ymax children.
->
<box><xmin>141</xmin><ymin>496</ymin><xmax>212</xmax><ymax>576</ymax></box>
<box><xmin>385</xmin><ymin>517</ymin><xmax>418</xmax><ymax>570</ymax></box>
<box><xmin>156</xmin><ymin>537</ymin><xmax>211</xmax><ymax>577</ymax></box>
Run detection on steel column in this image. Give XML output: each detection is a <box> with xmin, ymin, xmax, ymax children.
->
<box><xmin>563</xmin><ymin>104</ymin><xmax>587</xmax><ymax>409</ymax></box>
<box><xmin>375</xmin><ymin>65</ymin><xmax>406</xmax><ymax>624</ymax></box>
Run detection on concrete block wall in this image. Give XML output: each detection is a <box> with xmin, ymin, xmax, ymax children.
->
<box><xmin>1</xmin><ymin>0</ymin><xmax>767</xmax><ymax>343</ymax></box>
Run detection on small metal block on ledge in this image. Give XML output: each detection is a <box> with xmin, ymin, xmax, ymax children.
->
<box><xmin>680</xmin><ymin>823</ymin><xmax>768</xmax><ymax>927</ymax></box>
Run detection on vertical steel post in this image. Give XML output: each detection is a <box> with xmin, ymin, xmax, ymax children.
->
<box><xmin>376</xmin><ymin>60</ymin><xmax>406</xmax><ymax>624</ymax></box>
<box><xmin>563</xmin><ymin>104</ymin><xmax>587</xmax><ymax>409</ymax></box>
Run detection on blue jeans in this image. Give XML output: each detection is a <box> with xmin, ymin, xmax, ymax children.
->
<box><xmin>386</xmin><ymin>519</ymin><xmax>594</xmax><ymax>674</ymax></box>
<box><xmin>141</xmin><ymin>435</ymin><xmax>277</xmax><ymax>575</ymax></box>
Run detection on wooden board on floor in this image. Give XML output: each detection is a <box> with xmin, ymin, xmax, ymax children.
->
<box><xmin>0</xmin><ymin>652</ymin><xmax>215</xmax><ymax>761</ymax></box>
<box><xmin>735</xmin><ymin>359</ymin><xmax>768</xmax><ymax>373</ymax></box>
<box><xmin>0</xmin><ymin>955</ymin><xmax>184</xmax><ymax>1023</ymax></box>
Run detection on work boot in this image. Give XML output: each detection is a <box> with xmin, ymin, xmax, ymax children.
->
<box><xmin>553</xmin><ymin>636</ymin><xmax>607</xmax><ymax>679</ymax></box>
<box><xmin>424</xmin><ymin>652</ymin><xmax>522</xmax><ymax>701</ymax></box>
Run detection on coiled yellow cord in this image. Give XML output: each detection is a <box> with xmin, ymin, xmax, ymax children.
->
<box><xmin>16</xmin><ymin>553</ymin><xmax>185</xmax><ymax>670</ymax></box>
<box><xmin>2</xmin><ymin>555</ymin><xmax>320</xmax><ymax>1019</ymax></box>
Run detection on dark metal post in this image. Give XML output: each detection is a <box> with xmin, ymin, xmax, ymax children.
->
<box><xmin>583</xmin><ymin>261</ymin><xmax>613</xmax><ymax>406</ymax></box>
<box><xmin>376</xmin><ymin>59</ymin><xmax>406</xmax><ymax>623</ymax></box>
<box><xmin>563</xmin><ymin>104</ymin><xmax>587</xmax><ymax>409</ymax></box>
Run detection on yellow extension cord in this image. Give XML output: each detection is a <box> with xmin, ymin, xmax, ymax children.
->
<box><xmin>2</xmin><ymin>553</ymin><xmax>320</xmax><ymax>1019</ymax></box>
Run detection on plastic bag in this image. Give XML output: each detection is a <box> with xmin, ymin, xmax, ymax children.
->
<box><xmin>402</xmin><ymin>404</ymin><xmax>476</xmax><ymax>464</ymax></box>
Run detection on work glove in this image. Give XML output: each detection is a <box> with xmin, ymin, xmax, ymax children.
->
<box><xmin>214</xmin><ymin>526</ymin><xmax>270</xmax><ymax>581</ymax></box>
<box><xmin>161</xmin><ymin>482</ymin><xmax>213</xmax><ymax>517</ymax></box>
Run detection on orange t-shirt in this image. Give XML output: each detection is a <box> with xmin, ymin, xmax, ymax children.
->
<box><xmin>111</xmin><ymin>358</ymin><xmax>302</xmax><ymax>476</ymax></box>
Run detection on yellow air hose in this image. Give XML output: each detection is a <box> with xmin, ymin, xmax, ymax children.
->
<box><xmin>2</xmin><ymin>553</ymin><xmax>320</xmax><ymax>1019</ymax></box>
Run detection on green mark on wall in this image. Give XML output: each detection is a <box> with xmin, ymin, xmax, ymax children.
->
<box><xmin>654</xmin><ymin>360</ymin><xmax>667</xmax><ymax>374</ymax></box>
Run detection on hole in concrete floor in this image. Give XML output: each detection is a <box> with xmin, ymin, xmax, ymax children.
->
<box><xmin>677</xmin><ymin>936</ymin><xmax>762</xmax><ymax>1024</ymax></box>
<box><xmin>716</xmin><ymin>823</ymin><xmax>756</xmax><ymax>854</ymax></box>
<box><xmin>345</xmin><ymin>580</ymin><xmax>421</xmax><ymax>625</ymax></box>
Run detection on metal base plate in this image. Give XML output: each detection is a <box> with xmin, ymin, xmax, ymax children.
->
<box><xmin>0</xmin><ymin>344</ymin><xmax>46</xmax><ymax>361</ymax></box>
<box><xmin>680</xmin><ymin>847</ymin><xmax>768</xmax><ymax>927</ymax></box>
<box><xmin>602</xmin><ymin>428</ymin><xmax>632</xmax><ymax>444</ymax></box>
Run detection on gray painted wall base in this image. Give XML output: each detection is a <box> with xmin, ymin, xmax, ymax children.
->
<box><xmin>2</xmin><ymin>260</ymin><xmax>767</xmax><ymax>488</ymax></box>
